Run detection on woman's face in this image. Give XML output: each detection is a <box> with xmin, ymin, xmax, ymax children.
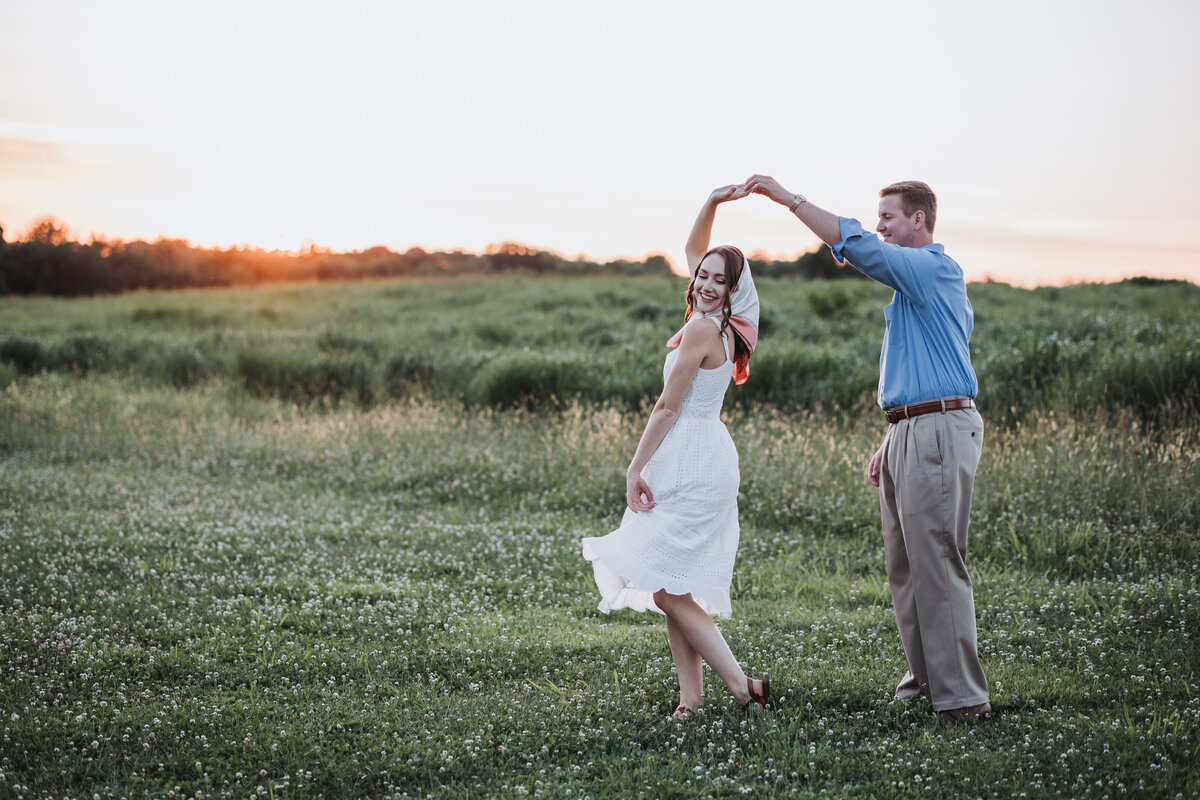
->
<box><xmin>692</xmin><ymin>254</ymin><xmax>729</xmax><ymax>314</ymax></box>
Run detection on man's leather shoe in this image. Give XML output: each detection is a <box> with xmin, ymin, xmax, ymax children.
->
<box><xmin>937</xmin><ymin>702</ymin><xmax>991</xmax><ymax>723</ymax></box>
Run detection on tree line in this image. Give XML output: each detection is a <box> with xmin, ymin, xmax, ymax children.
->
<box><xmin>0</xmin><ymin>217</ymin><xmax>857</xmax><ymax>297</ymax></box>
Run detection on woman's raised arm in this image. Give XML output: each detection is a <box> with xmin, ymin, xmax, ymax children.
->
<box><xmin>685</xmin><ymin>184</ymin><xmax>750</xmax><ymax>275</ymax></box>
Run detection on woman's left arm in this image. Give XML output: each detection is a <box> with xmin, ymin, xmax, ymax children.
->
<box><xmin>626</xmin><ymin>319</ymin><xmax>719</xmax><ymax>511</ymax></box>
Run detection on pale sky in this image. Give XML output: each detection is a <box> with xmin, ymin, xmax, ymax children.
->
<box><xmin>2</xmin><ymin>0</ymin><xmax>1198</xmax><ymax>285</ymax></box>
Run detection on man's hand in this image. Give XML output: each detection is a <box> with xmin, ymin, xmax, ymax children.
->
<box><xmin>710</xmin><ymin>183</ymin><xmax>752</xmax><ymax>204</ymax></box>
<box><xmin>742</xmin><ymin>174</ymin><xmax>794</xmax><ymax>206</ymax></box>
<box><xmin>627</xmin><ymin>472</ymin><xmax>656</xmax><ymax>512</ymax></box>
<box><xmin>744</xmin><ymin>172</ymin><xmax>842</xmax><ymax>245</ymax></box>
<box><xmin>867</xmin><ymin>445</ymin><xmax>884</xmax><ymax>487</ymax></box>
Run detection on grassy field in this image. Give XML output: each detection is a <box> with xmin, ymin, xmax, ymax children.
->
<box><xmin>1</xmin><ymin>274</ymin><xmax>1197</xmax><ymax>420</ymax></box>
<box><xmin>1</xmin><ymin>275</ymin><xmax>1198</xmax><ymax>799</ymax></box>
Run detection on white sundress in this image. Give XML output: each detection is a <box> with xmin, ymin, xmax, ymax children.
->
<box><xmin>581</xmin><ymin>316</ymin><xmax>740</xmax><ymax>618</ymax></box>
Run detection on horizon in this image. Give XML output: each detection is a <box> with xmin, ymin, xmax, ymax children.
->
<box><xmin>6</xmin><ymin>218</ymin><xmax>1196</xmax><ymax>291</ymax></box>
<box><xmin>3</xmin><ymin>1</ymin><xmax>1198</xmax><ymax>288</ymax></box>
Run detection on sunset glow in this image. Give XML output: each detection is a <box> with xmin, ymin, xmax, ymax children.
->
<box><xmin>2</xmin><ymin>0</ymin><xmax>1198</xmax><ymax>286</ymax></box>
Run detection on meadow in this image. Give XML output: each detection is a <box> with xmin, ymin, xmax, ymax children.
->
<box><xmin>1</xmin><ymin>274</ymin><xmax>1198</xmax><ymax>799</ymax></box>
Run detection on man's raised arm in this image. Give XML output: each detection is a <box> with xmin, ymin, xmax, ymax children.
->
<box><xmin>743</xmin><ymin>174</ymin><xmax>842</xmax><ymax>245</ymax></box>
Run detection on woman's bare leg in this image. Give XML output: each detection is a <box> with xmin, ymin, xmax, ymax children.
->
<box><xmin>666</xmin><ymin>615</ymin><xmax>704</xmax><ymax>709</ymax></box>
<box><xmin>655</xmin><ymin>590</ymin><xmax>756</xmax><ymax>706</ymax></box>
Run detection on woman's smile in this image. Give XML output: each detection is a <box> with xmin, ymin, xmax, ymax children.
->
<box><xmin>692</xmin><ymin>252</ymin><xmax>729</xmax><ymax>312</ymax></box>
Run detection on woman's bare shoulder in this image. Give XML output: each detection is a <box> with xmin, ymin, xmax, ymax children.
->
<box><xmin>679</xmin><ymin>315</ymin><xmax>721</xmax><ymax>343</ymax></box>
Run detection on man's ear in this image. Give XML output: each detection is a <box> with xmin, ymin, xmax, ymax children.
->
<box><xmin>912</xmin><ymin>210</ymin><xmax>925</xmax><ymax>230</ymax></box>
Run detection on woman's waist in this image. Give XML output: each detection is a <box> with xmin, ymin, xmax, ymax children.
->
<box><xmin>662</xmin><ymin>416</ymin><xmax>736</xmax><ymax>442</ymax></box>
<box><xmin>674</xmin><ymin>411</ymin><xmax>727</xmax><ymax>423</ymax></box>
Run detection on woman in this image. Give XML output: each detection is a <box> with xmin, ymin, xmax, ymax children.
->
<box><xmin>581</xmin><ymin>184</ymin><xmax>768</xmax><ymax>720</ymax></box>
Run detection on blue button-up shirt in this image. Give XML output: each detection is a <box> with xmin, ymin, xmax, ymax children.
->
<box><xmin>830</xmin><ymin>217</ymin><xmax>978</xmax><ymax>409</ymax></box>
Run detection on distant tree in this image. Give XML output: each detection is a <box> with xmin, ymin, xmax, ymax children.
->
<box><xmin>1121</xmin><ymin>276</ymin><xmax>1197</xmax><ymax>290</ymax></box>
<box><xmin>24</xmin><ymin>217</ymin><xmax>71</xmax><ymax>246</ymax></box>
<box><xmin>643</xmin><ymin>254</ymin><xmax>671</xmax><ymax>275</ymax></box>
<box><xmin>749</xmin><ymin>246</ymin><xmax>864</xmax><ymax>280</ymax></box>
<box><xmin>486</xmin><ymin>242</ymin><xmax>560</xmax><ymax>274</ymax></box>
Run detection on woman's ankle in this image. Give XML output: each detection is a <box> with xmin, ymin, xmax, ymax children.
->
<box><xmin>726</xmin><ymin>672</ymin><xmax>752</xmax><ymax>705</ymax></box>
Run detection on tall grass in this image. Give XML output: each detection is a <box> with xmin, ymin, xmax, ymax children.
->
<box><xmin>2</xmin><ymin>275</ymin><xmax>1196</xmax><ymax>423</ymax></box>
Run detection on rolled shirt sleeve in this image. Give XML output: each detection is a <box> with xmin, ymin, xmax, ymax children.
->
<box><xmin>831</xmin><ymin>217</ymin><xmax>979</xmax><ymax>409</ymax></box>
<box><xmin>831</xmin><ymin>217</ymin><xmax>928</xmax><ymax>302</ymax></box>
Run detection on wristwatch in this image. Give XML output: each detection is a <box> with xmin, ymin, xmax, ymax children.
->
<box><xmin>788</xmin><ymin>193</ymin><xmax>807</xmax><ymax>213</ymax></box>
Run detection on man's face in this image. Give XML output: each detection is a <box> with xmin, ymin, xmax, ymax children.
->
<box><xmin>876</xmin><ymin>194</ymin><xmax>921</xmax><ymax>248</ymax></box>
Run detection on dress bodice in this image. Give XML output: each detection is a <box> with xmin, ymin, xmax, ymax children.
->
<box><xmin>662</xmin><ymin>319</ymin><xmax>734</xmax><ymax>420</ymax></box>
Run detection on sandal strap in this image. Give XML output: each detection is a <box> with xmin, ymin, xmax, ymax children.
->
<box><xmin>745</xmin><ymin>673</ymin><xmax>770</xmax><ymax>709</ymax></box>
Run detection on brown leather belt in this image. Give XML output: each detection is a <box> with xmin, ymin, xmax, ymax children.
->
<box><xmin>884</xmin><ymin>397</ymin><xmax>975</xmax><ymax>424</ymax></box>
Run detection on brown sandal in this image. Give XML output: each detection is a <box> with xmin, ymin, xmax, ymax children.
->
<box><xmin>744</xmin><ymin>673</ymin><xmax>770</xmax><ymax>710</ymax></box>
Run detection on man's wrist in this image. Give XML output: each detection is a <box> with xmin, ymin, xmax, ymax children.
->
<box><xmin>788</xmin><ymin>193</ymin><xmax>808</xmax><ymax>213</ymax></box>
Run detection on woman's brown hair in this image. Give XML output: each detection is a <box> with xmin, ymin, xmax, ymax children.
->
<box><xmin>683</xmin><ymin>245</ymin><xmax>750</xmax><ymax>366</ymax></box>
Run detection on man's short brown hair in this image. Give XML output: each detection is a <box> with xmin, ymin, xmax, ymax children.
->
<box><xmin>880</xmin><ymin>181</ymin><xmax>937</xmax><ymax>233</ymax></box>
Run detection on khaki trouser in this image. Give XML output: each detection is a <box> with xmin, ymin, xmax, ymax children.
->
<box><xmin>879</xmin><ymin>406</ymin><xmax>988</xmax><ymax>712</ymax></box>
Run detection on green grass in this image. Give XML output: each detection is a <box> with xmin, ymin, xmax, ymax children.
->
<box><xmin>2</xmin><ymin>275</ymin><xmax>1197</xmax><ymax>422</ymax></box>
<box><xmin>1</xmin><ymin>276</ymin><xmax>1198</xmax><ymax>799</ymax></box>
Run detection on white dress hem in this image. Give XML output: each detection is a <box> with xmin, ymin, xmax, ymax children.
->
<box><xmin>581</xmin><ymin>535</ymin><xmax>734</xmax><ymax>619</ymax></box>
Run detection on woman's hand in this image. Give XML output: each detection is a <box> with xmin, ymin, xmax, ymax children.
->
<box><xmin>626</xmin><ymin>471</ymin><xmax>655</xmax><ymax>512</ymax></box>
<box><xmin>710</xmin><ymin>183</ymin><xmax>752</xmax><ymax>204</ymax></box>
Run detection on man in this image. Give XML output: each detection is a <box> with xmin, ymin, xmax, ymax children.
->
<box><xmin>742</xmin><ymin>174</ymin><xmax>989</xmax><ymax>723</ymax></box>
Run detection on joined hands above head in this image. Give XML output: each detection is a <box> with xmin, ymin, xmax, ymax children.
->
<box><xmin>740</xmin><ymin>174</ymin><xmax>795</xmax><ymax>206</ymax></box>
<box><xmin>704</xmin><ymin>177</ymin><xmax>792</xmax><ymax>206</ymax></box>
<box><xmin>703</xmin><ymin>175</ymin><xmax>801</xmax><ymax>206</ymax></box>
<box><xmin>702</xmin><ymin>178</ymin><xmax>789</xmax><ymax>207</ymax></box>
